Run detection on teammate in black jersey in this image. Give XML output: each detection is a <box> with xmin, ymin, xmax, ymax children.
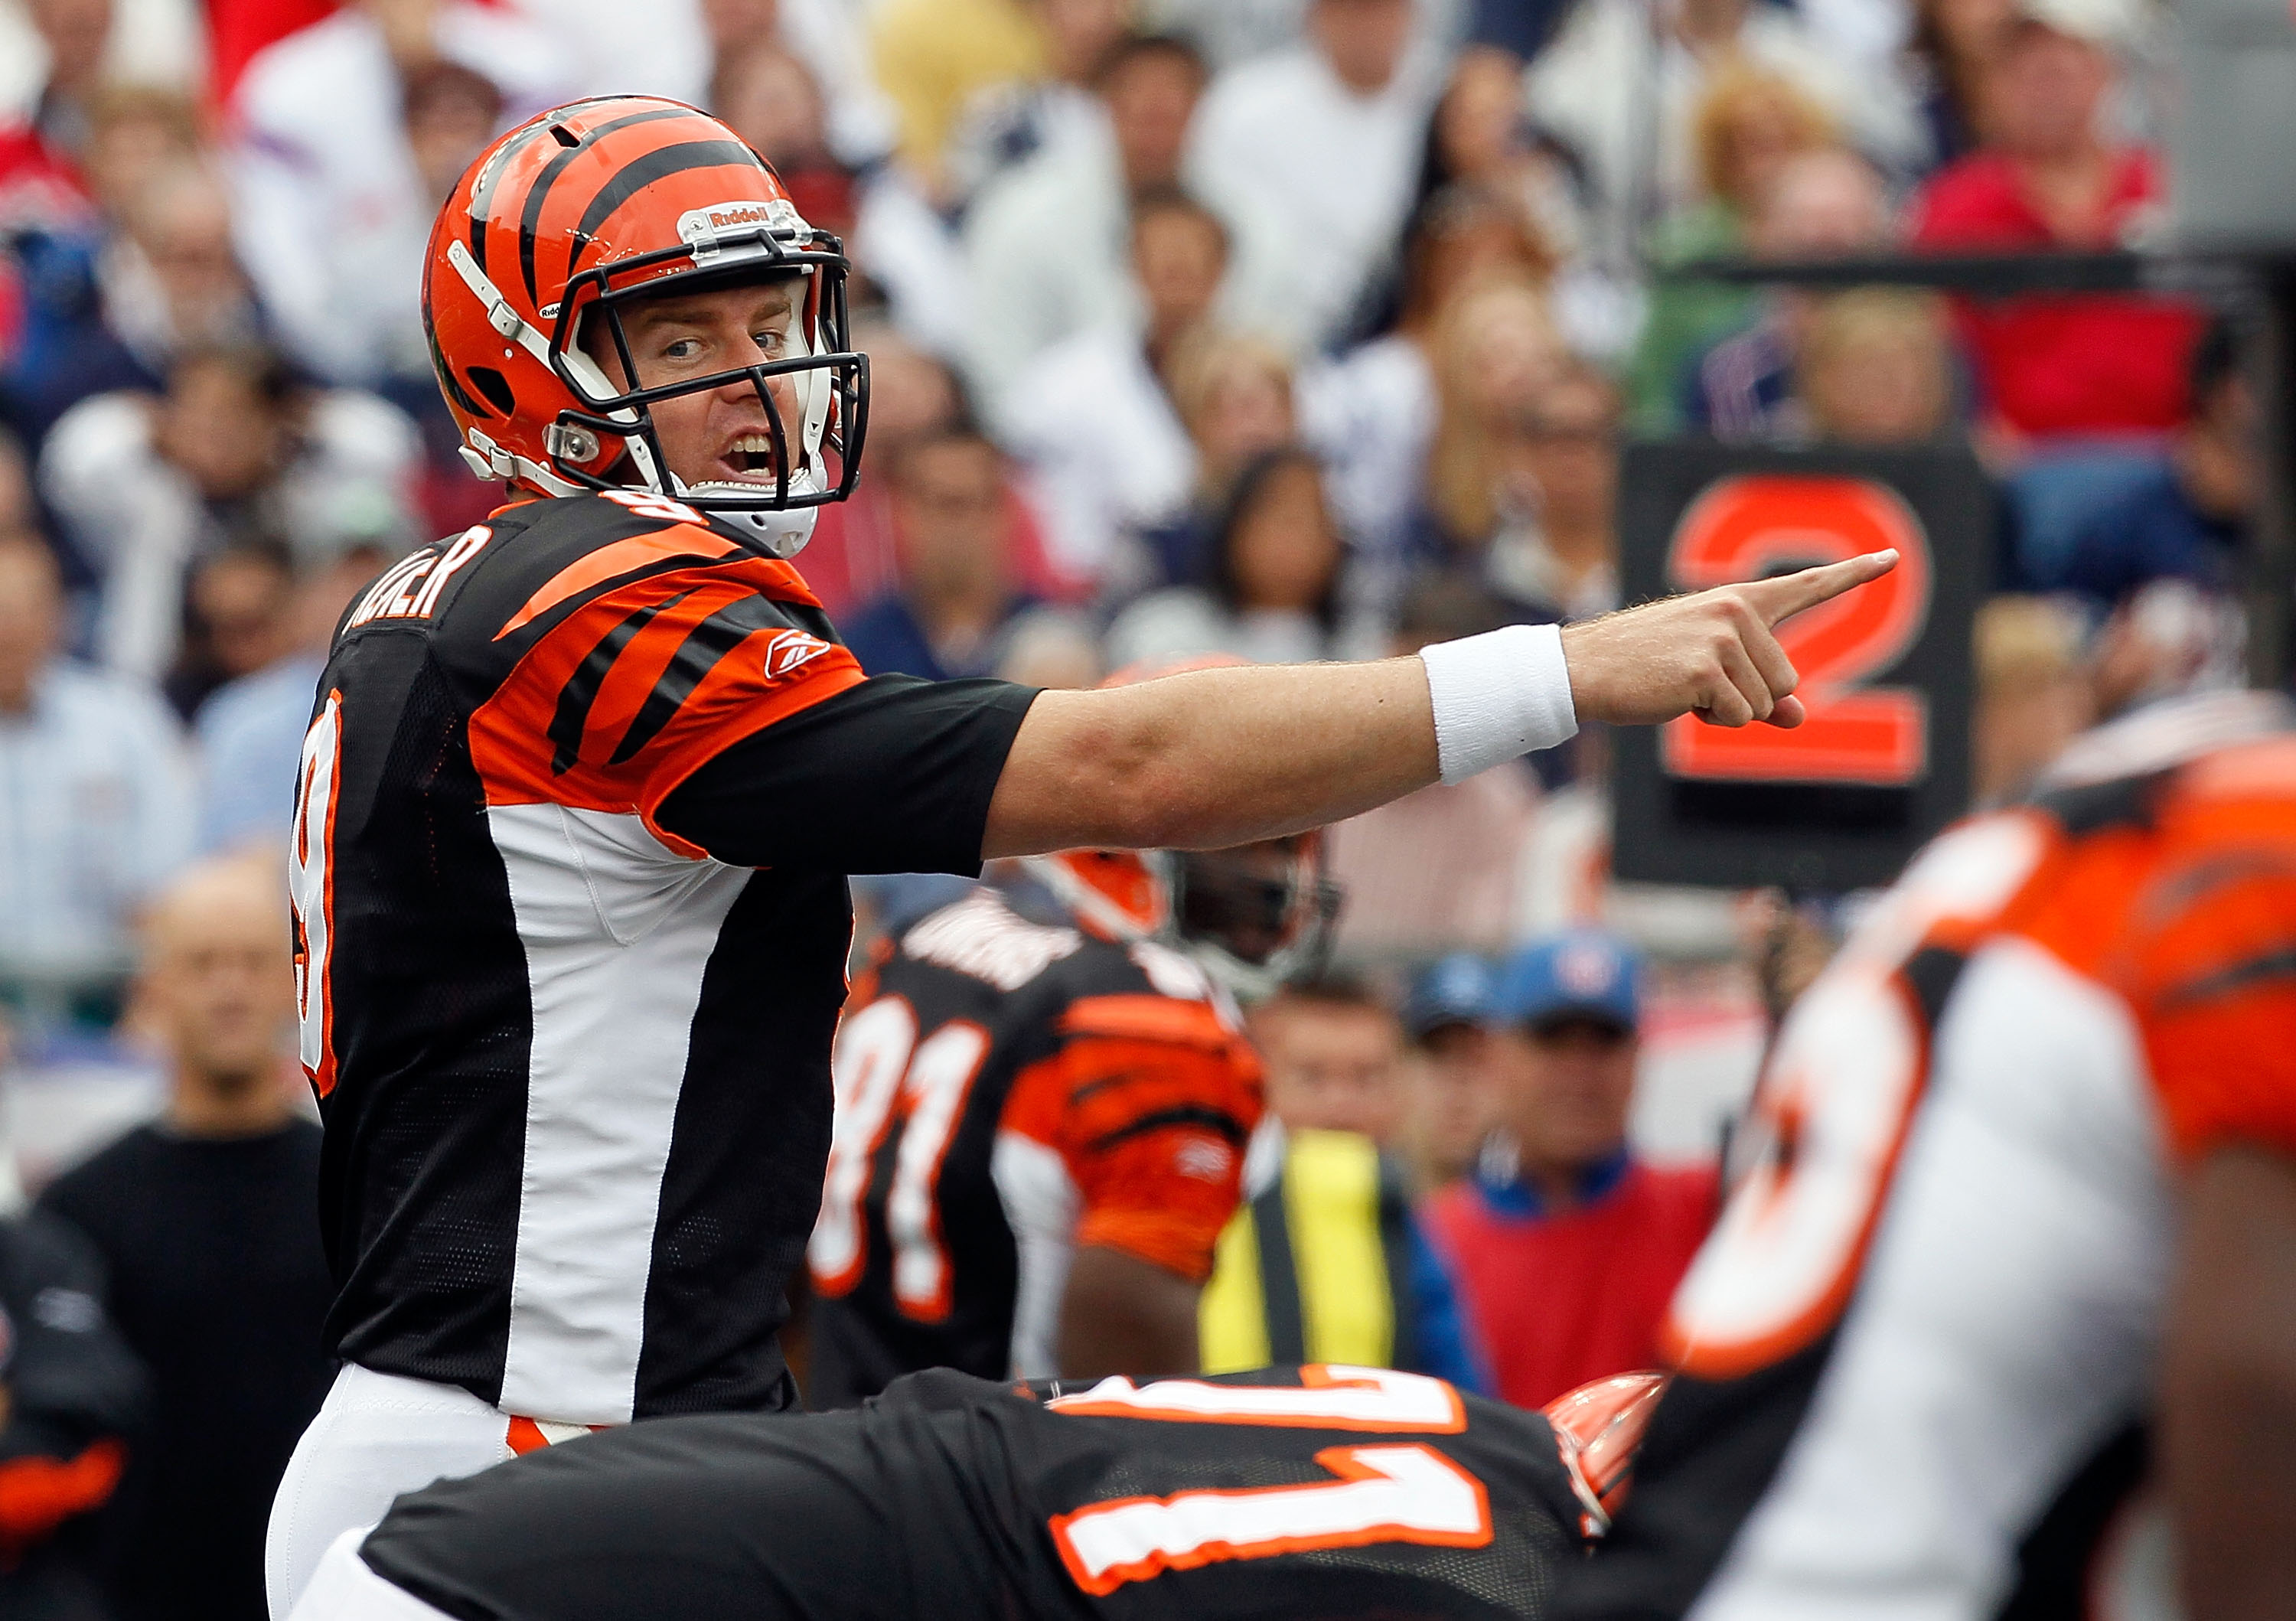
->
<box><xmin>268</xmin><ymin>93</ymin><xmax>1896</xmax><ymax>1617</ymax></box>
<box><xmin>289</xmin><ymin>1365</ymin><xmax>1663</xmax><ymax>1621</ymax></box>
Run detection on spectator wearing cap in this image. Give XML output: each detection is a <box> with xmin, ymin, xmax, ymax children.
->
<box><xmin>1423</xmin><ymin>930</ymin><xmax>1720</xmax><ymax>1409</ymax></box>
<box><xmin>1199</xmin><ymin>972</ymin><xmax>1489</xmax><ymax>1394</ymax></box>
<box><xmin>1907</xmin><ymin>0</ymin><xmax>2204</xmax><ymax>442</ymax></box>
<box><xmin>1397</xmin><ymin>954</ymin><xmax>1503</xmax><ymax>1194</ymax></box>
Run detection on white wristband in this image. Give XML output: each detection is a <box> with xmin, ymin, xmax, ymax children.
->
<box><xmin>1418</xmin><ymin>623</ymin><xmax>1578</xmax><ymax>785</ymax></box>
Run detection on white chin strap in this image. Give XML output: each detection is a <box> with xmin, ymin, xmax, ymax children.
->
<box><xmin>672</xmin><ymin>464</ymin><xmax>826</xmax><ymax>559</ymax></box>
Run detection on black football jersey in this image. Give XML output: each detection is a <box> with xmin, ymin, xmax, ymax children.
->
<box><xmin>287</xmin><ymin>491</ymin><xmax>1034</xmax><ymax>1427</ymax></box>
<box><xmin>354</xmin><ymin>1364</ymin><xmax>1587</xmax><ymax>1620</ymax></box>
<box><xmin>806</xmin><ymin>889</ymin><xmax>1261</xmax><ymax>1407</ymax></box>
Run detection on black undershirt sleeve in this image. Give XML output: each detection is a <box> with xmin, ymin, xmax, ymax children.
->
<box><xmin>654</xmin><ymin>675</ymin><xmax>1040</xmax><ymax>876</ymax></box>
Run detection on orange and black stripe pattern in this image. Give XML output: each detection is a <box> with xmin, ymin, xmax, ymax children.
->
<box><xmin>468</xmin><ymin>517</ymin><xmax>862</xmax><ymax>853</ymax></box>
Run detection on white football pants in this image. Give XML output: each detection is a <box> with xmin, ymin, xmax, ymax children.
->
<box><xmin>266</xmin><ymin>1365</ymin><xmax>525</xmax><ymax>1620</ymax></box>
<box><xmin>289</xmin><ymin>1529</ymin><xmax>456</xmax><ymax>1620</ymax></box>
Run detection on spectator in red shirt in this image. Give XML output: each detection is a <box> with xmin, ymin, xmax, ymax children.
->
<box><xmin>1423</xmin><ymin>930</ymin><xmax>1718</xmax><ymax>1408</ymax></box>
<box><xmin>1907</xmin><ymin>0</ymin><xmax>2203</xmax><ymax>442</ymax></box>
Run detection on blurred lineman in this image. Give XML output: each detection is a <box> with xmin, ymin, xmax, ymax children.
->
<box><xmin>269</xmin><ymin>96</ymin><xmax>1893</xmax><ymax>1613</ymax></box>
<box><xmin>43</xmin><ymin>856</ymin><xmax>334</xmax><ymax>1621</ymax></box>
<box><xmin>291</xmin><ymin>1365</ymin><xmax>1663</xmax><ymax>1621</ymax></box>
<box><xmin>804</xmin><ymin>827</ymin><xmax>1318</xmax><ymax>1402</ymax></box>
<box><xmin>1566</xmin><ymin>690</ymin><xmax>2296</xmax><ymax>1621</ymax></box>
<box><xmin>1425</xmin><ymin>932</ymin><xmax>1719</xmax><ymax>1411</ymax></box>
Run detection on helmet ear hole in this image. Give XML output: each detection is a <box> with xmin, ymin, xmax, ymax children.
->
<box><xmin>468</xmin><ymin>367</ymin><xmax>517</xmax><ymax>416</ymax></box>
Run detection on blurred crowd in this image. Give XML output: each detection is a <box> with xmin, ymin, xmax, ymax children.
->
<box><xmin>0</xmin><ymin>0</ymin><xmax>2265</xmax><ymax>1615</ymax></box>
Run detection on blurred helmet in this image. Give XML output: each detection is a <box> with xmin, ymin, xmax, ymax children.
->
<box><xmin>421</xmin><ymin>95</ymin><xmax>869</xmax><ymax>557</ymax></box>
<box><xmin>1543</xmin><ymin>1370</ymin><xmax>1669</xmax><ymax>1539</ymax></box>
<box><xmin>1024</xmin><ymin>656</ymin><xmax>1342</xmax><ymax>1001</ymax></box>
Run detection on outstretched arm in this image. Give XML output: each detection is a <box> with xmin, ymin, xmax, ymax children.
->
<box><xmin>983</xmin><ymin>551</ymin><xmax>1896</xmax><ymax>859</ymax></box>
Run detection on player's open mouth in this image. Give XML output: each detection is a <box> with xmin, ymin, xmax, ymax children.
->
<box><xmin>717</xmin><ymin>432</ymin><xmax>781</xmax><ymax>482</ymax></box>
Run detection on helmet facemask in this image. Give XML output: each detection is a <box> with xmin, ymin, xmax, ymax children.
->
<box><xmin>541</xmin><ymin>210</ymin><xmax>869</xmax><ymax>558</ymax></box>
<box><xmin>1167</xmin><ymin>840</ymin><xmax>1344</xmax><ymax>1003</ymax></box>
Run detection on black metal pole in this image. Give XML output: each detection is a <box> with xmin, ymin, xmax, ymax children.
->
<box><xmin>2250</xmin><ymin>266</ymin><xmax>2296</xmax><ymax>690</ymax></box>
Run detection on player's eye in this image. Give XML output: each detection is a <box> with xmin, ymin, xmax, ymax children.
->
<box><xmin>660</xmin><ymin>338</ymin><xmax>703</xmax><ymax>363</ymax></box>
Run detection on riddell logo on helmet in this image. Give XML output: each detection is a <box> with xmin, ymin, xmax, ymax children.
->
<box><xmin>678</xmin><ymin>200</ymin><xmax>805</xmax><ymax>246</ymax></box>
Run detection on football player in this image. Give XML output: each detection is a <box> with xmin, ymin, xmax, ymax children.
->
<box><xmin>290</xmin><ymin>1365</ymin><xmax>1664</xmax><ymax>1620</ymax></box>
<box><xmin>1564</xmin><ymin>690</ymin><xmax>2296</xmax><ymax>1620</ymax></box>
<box><xmin>267</xmin><ymin>93</ymin><xmax>1892</xmax><ymax>1616</ymax></box>
<box><xmin>805</xmin><ymin>805</ymin><xmax>1326</xmax><ymax>1404</ymax></box>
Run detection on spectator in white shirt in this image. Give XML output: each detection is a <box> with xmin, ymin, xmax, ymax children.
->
<box><xmin>1184</xmin><ymin>0</ymin><xmax>1438</xmax><ymax>353</ymax></box>
<box><xmin>946</xmin><ymin>0</ymin><xmax>1138</xmax><ymax>206</ymax></box>
<box><xmin>0</xmin><ymin>530</ymin><xmax>194</xmax><ymax>986</ymax></box>
<box><xmin>1000</xmin><ymin>186</ymin><xmax>1227</xmax><ymax>589</ymax></box>
<box><xmin>227</xmin><ymin>0</ymin><xmax>576</xmax><ymax>389</ymax></box>
<box><xmin>964</xmin><ymin>32</ymin><xmax>1208</xmax><ymax>424</ymax></box>
<box><xmin>39</xmin><ymin>341</ymin><xmax>420</xmax><ymax>685</ymax></box>
<box><xmin>1528</xmin><ymin>0</ymin><xmax>1922</xmax><ymax>259</ymax></box>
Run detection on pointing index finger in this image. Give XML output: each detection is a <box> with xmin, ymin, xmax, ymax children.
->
<box><xmin>1740</xmin><ymin>550</ymin><xmax>1899</xmax><ymax>628</ymax></box>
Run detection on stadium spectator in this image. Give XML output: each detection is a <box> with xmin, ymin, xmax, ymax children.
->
<box><xmin>1413</xmin><ymin>48</ymin><xmax>1578</xmax><ymax>269</ymax></box>
<box><xmin>791</xmin><ymin>327</ymin><xmax>963</xmax><ymax>619</ymax></box>
<box><xmin>2056</xmin><ymin>318</ymin><xmax>2255</xmax><ymax>609</ymax></box>
<box><xmin>1903</xmin><ymin>0</ymin><xmax>2020</xmax><ymax>167</ymax></box>
<box><xmin>866</xmin><ymin>0</ymin><xmax>1047</xmax><ymax>203</ymax></box>
<box><xmin>840</xmin><ymin>427</ymin><xmax>1044</xmax><ymax>680</ymax></box>
<box><xmin>1323</xmin><ymin>576</ymin><xmax>1541</xmax><ymax>955</ymax></box>
<box><xmin>227</xmin><ymin>0</ymin><xmax>574</xmax><ymax>387</ymax></box>
<box><xmin>1134</xmin><ymin>327</ymin><xmax>1299</xmax><ymax>584</ymax></box>
<box><xmin>38</xmin><ymin>341</ymin><xmax>420</xmax><ymax>685</ymax></box>
<box><xmin>1424</xmin><ymin>930</ymin><xmax>1720</xmax><ymax>1407</ymax></box>
<box><xmin>41</xmin><ymin>855</ymin><xmax>330</xmax><ymax>1621</ymax></box>
<box><xmin>1251</xmin><ymin>970</ymin><xmax>1411</xmax><ymax>1148</ymax></box>
<box><xmin>945</xmin><ymin>0</ymin><xmax>1137</xmax><ymax>206</ymax></box>
<box><xmin>1528</xmin><ymin>0</ymin><xmax>1919</xmax><ymax>260</ymax></box>
<box><xmin>1199</xmin><ymin>970</ymin><xmax>1489</xmax><ymax>1389</ymax></box>
<box><xmin>1185</xmin><ymin>0</ymin><xmax>1436</xmax><ymax>351</ymax></box>
<box><xmin>167</xmin><ymin>540</ymin><xmax>295</xmax><ymax>719</ymax></box>
<box><xmin>1397</xmin><ymin>953</ymin><xmax>1503</xmax><ymax>1192</ymax></box>
<box><xmin>1798</xmin><ymin>289</ymin><xmax>1958</xmax><ymax>446</ymax></box>
<box><xmin>1503</xmin><ymin>357</ymin><xmax>1623</xmax><ymax>618</ymax></box>
<box><xmin>701</xmin><ymin>0</ymin><xmax>899</xmax><ymax>169</ymax></box>
<box><xmin>1684</xmin><ymin>147</ymin><xmax>1892</xmax><ymax>442</ymax></box>
<box><xmin>1303</xmin><ymin>183</ymin><xmax>1549</xmax><ymax>563</ymax></box>
<box><xmin>1970</xmin><ymin>593</ymin><xmax>2091</xmax><ymax>805</ymax></box>
<box><xmin>965</xmin><ymin>32</ymin><xmax>1208</xmax><ymax>426</ymax></box>
<box><xmin>1908</xmin><ymin>2</ymin><xmax>2204</xmax><ymax>441</ymax></box>
<box><xmin>713</xmin><ymin>43</ymin><xmax>855</xmax><ymax>239</ymax></box>
<box><xmin>1106</xmin><ymin>446</ymin><xmax>1370</xmax><ymax>670</ymax></box>
<box><xmin>0</xmin><ymin>1210</ymin><xmax>148</xmax><ymax>1621</ymax></box>
<box><xmin>198</xmin><ymin>538</ymin><xmax>400</xmax><ymax>853</ymax></box>
<box><xmin>4</xmin><ymin>156</ymin><xmax>263</xmax><ymax>454</ymax></box>
<box><xmin>1002</xmin><ymin>187</ymin><xmax>1225</xmax><ymax>590</ymax></box>
<box><xmin>1628</xmin><ymin>64</ymin><xmax>1836</xmax><ymax>435</ymax></box>
<box><xmin>1405</xmin><ymin>276</ymin><xmax>1567</xmax><ymax>597</ymax></box>
<box><xmin>0</xmin><ymin>531</ymin><xmax>193</xmax><ymax>988</ymax></box>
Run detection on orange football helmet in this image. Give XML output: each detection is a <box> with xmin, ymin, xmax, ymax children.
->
<box><xmin>420</xmin><ymin>95</ymin><xmax>867</xmax><ymax>556</ymax></box>
<box><xmin>1026</xmin><ymin>657</ymin><xmax>1342</xmax><ymax>1000</ymax></box>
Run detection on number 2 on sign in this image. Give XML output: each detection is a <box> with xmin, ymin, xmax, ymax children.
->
<box><xmin>1662</xmin><ymin>475</ymin><xmax>1932</xmax><ymax>786</ymax></box>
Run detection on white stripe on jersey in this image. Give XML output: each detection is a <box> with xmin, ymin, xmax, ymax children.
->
<box><xmin>491</xmin><ymin>803</ymin><xmax>750</xmax><ymax>1425</ymax></box>
<box><xmin>992</xmin><ymin>1130</ymin><xmax>1082</xmax><ymax>1381</ymax></box>
<box><xmin>1691</xmin><ymin>938</ymin><xmax>2174</xmax><ymax>1621</ymax></box>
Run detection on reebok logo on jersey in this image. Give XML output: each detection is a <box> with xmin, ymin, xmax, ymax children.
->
<box><xmin>1175</xmin><ymin>1137</ymin><xmax>1234</xmax><ymax>1182</ymax></box>
<box><xmin>761</xmin><ymin>629</ymin><xmax>830</xmax><ymax>679</ymax></box>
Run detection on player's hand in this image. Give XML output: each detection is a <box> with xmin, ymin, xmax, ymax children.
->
<box><xmin>1560</xmin><ymin>551</ymin><xmax>1899</xmax><ymax>729</ymax></box>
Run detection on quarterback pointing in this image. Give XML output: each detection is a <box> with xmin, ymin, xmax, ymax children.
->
<box><xmin>266</xmin><ymin>96</ymin><xmax>1891</xmax><ymax>1615</ymax></box>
